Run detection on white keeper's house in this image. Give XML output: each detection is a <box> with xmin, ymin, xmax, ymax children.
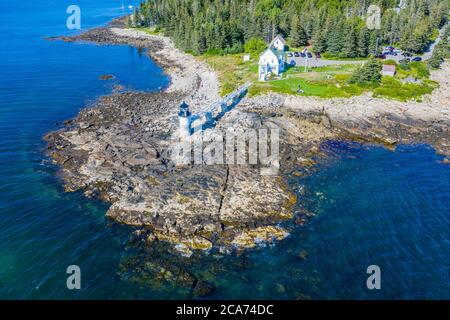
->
<box><xmin>258</xmin><ymin>35</ymin><xmax>287</xmax><ymax>81</ymax></box>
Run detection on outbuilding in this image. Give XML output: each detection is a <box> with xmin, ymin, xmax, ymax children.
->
<box><xmin>382</xmin><ymin>64</ymin><xmax>396</xmax><ymax>77</ymax></box>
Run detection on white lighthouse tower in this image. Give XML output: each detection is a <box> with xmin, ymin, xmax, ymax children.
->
<box><xmin>178</xmin><ymin>101</ymin><xmax>191</xmax><ymax>139</ymax></box>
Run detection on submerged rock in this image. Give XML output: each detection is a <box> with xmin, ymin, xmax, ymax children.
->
<box><xmin>297</xmin><ymin>250</ymin><xmax>308</xmax><ymax>260</ymax></box>
<box><xmin>231</xmin><ymin>226</ymin><xmax>289</xmax><ymax>249</ymax></box>
<box><xmin>99</xmin><ymin>74</ymin><xmax>115</xmax><ymax>80</ymax></box>
<box><xmin>193</xmin><ymin>280</ymin><xmax>215</xmax><ymax>297</ymax></box>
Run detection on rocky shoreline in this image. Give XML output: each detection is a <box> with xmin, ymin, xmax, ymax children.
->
<box><xmin>45</xmin><ymin>20</ymin><xmax>450</xmax><ymax>256</ymax></box>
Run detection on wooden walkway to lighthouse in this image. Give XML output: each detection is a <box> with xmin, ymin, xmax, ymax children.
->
<box><xmin>189</xmin><ymin>83</ymin><xmax>251</xmax><ymax>133</ymax></box>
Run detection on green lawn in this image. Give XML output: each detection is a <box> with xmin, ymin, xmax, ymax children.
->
<box><xmin>251</xmin><ymin>77</ymin><xmax>364</xmax><ymax>98</ymax></box>
<box><xmin>200</xmin><ymin>53</ymin><xmax>437</xmax><ymax>101</ymax></box>
<box><xmin>199</xmin><ymin>54</ymin><xmax>258</xmax><ymax>96</ymax></box>
<box><xmin>396</xmin><ymin>61</ymin><xmax>430</xmax><ymax>79</ymax></box>
<box><xmin>373</xmin><ymin>77</ymin><xmax>437</xmax><ymax>102</ymax></box>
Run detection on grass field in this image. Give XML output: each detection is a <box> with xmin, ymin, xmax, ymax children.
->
<box><xmin>200</xmin><ymin>53</ymin><xmax>437</xmax><ymax>101</ymax></box>
<box><xmin>373</xmin><ymin>77</ymin><xmax>437</xmax><ymax>101</ymax></box>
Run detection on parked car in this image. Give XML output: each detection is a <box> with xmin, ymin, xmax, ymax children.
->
<box><xmin>287</xmin><ymin>52</ymin><xmax>293</xmax><ymax>57</ymax></box>
<box><xmin>300</xmin><ymin>52</ymin><xmax>306</xmax><ymax>58</ymax></box>
<box><xmin>307</xmin><ymin>52</ymin><xmax>312</xmax><ymax>58</ymax></box>
<box><xmin>377</xmin><ymin>54</ymin><xmax>386</xmax><ymax>59</ymax></box>
<box><xmin>403</xmin><ymin>51</ymin><xmax>412</xmax><ymax>57</ymax></box>
<box><xmin>387</xmin><ymin>51</ymin><xmax>397</xmax><ymax>56</ymax></box>
<box><xmin>399</xmin><ymin>58</ymin><xmax>410</xmax><ymax>64</ymax></box>
<box><xmin>411</xmin><ymin>56</ymin><xmax>422</xmax><ymax>62</ymax></box>
<box><xmin>315</xmin><ymin>52</ymin><xmax>321</xmax><ymax>58</ymax></box>
<box><xmin>294</xmin><ymin>52</ymin><xmax>300</xmax><ymax>57</ymax></box>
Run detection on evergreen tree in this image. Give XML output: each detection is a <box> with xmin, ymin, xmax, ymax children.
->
<box><xmin>289</xmin><ymin>15</ymin><xmax>307</xmax><ymax>47</ymax></box>
<box><xmin>128</xmin><ymin>0</ymin><xmax>449</xmax><ymax>56</ymax></box>
<box><xmin>428</xmin><ymin>30</ymin><xmax>449</xmax><ymax>68</ymax></box>
<box><xmin>349</xmin><ymin>58</ymin><xmax>382</xmax><ymax>84</ymax></box>
<box><xmin>358</xmin><ymin>27</ymin><xmax>370</xmax><ymax>57</ymax></box>
<box><xmin>326</xmin><ymin>19</ymin><xmax>344</xmax><ymax>56</ymax></box>
<box><xmin>132</xmin><ymin>8</ymin><xmax>140</xmax><ymax>27</ymax></box>
<box><xmin>312</xmin><ymin>30</ymin><xmax>327</xmax><ymax>53</ymax></box>
<box><xmin>342</xmin><ymin>27</ymin><xmax>358</xmax><ymax>58</ymax></box>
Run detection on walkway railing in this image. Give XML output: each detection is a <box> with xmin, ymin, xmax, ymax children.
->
<box><xmin>190</xmin><ymin>83</ymin><xmax>251</xmax><ymax>132</ymax></box>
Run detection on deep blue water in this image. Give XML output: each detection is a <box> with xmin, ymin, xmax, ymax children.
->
<box><xmin>0</xmin><ymin>1</ymin><xmax>448</xmax><ymax>299</ymax></box>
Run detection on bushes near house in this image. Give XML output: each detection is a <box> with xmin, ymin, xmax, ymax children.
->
<box><xmin>349</xmin><ymin>58</ymin><xmax>382</xmax><ymax>84</ymax></box>
<box><xmin>373</xmin><ymin>77</ymin><xmax>437</xmax><ymax>101</ymax></box>
<box><xmin>396</xmin><ymin>61</ymin><xmax>430</xmax><ymax>79</ymax></box>
<box><xmin>244</xmin><ymin>38</ymin><xmax>268</xmax><ymax>58</ymax></box>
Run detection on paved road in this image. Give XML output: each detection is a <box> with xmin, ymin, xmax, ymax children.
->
<box><xmin>422</xmin><ymin>23</ymin><xmax>447</xmax><ymax>61</ymax></box>
<box><xmin>287</xmin><ymin>56</ymin><xmax>365</xmax><ymax>68</ymax></box>
<box><xmin>384</xmin><ymin>23</ymin><xmax>448</xmax><ymax>62</ymax></box>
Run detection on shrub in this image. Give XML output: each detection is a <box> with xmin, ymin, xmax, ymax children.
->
<box><xmin>223</xmin><ymin>43</ymin><xmax>244</xmax><ymax>55</ymax></box>
<box><xmin>373</xmin><ymin>77</ymin><xmax>436</xmax><ymax>101</ymax></box>
<box><xmin>244</xmin><ymin>38</ymin><xmax>267</xmax><ymax>58</ymax></box>
<box><xmin>349</xmin><ymin>58</ymin><xmax>382</xmax><ymax>84</ymax></box>
<box><xmin>399</xmin><ymin>62</ymin><xmax>411</xmax><ymax>70</ymax></box>
<box><xmin>410</xmin><ymin>62</ymin><xmax>430</xmax><ymax>78</ymax></box>
<box><xmin>428</xmin><ymin>42</ymin><xmax>449</xmax><ymax>68</ymax></box>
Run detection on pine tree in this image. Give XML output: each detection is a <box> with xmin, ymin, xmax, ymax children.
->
<box><xmin>133</xmin><ymin>0</ymin><xmax>448</xmax><ymax>57</ymax></box>
<box><xmin>312</xmin><ymin>30</ymin><xmax>327</xmax><ymax>53</ymax></box>
<box><xmin>342</xmin><ymin>27</ymin><xmax>358</xmax><ymax>58</ymax></box>
<box><xmin>132</xmin><ymin>8</ymin><xmax>140</xmax><ymax>27</ymax></box>
<box><xmin>327</xmin><ymin>19</ymin><xmax>344</xmax><ymax>56</ymax></box>
<box><xmin>358</xmin><ymin>27</ymin><xmax>370</xmax><ymax>57</ymax></box>
<box><xmin>428</xmin><ymin>31</ymin><xmax>449</xmax><ymax>68</ymax></box>
<box><xmin>289</xmin><ymin>15</ymin><xmax>307</xmax><ymax>47</ymax></box>
<box><xmin>349</xmin><ymin>58</ymin><xmax>382</xmax><ymax>84</ymax></box>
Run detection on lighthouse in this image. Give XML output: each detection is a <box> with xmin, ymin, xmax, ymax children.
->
<box><xmin>178</xmin><ymin>101</ymin><xmax>191</xmax><ymax>139</ymax></box>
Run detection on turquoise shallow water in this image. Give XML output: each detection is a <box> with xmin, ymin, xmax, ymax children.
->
<box><xmin>0</xmin><ymin>1</ymin><xmax>449</xmax><ymax>299</ymax></box>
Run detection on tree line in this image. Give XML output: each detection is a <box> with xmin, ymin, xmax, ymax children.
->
<box><xmin>127</xmin><ymin>0</ymin><xmax>448</xmax><ymax>57</ymax></box>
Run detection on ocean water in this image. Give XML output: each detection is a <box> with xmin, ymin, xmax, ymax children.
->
<box><xmin>0</xmin><ymin>1</ymin><xmax>449</xmax><ymax>299</ymax></box>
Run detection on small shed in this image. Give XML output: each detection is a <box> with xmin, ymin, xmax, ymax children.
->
<box><xmin>382</xmin><ymin>64</ymin><xmax>396</xmax><ymax>77</ymax></box>
<box><xmin>243</xmin><ymin>54</ymin><xmax>250</xmax><ymax>62</ymax></box>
